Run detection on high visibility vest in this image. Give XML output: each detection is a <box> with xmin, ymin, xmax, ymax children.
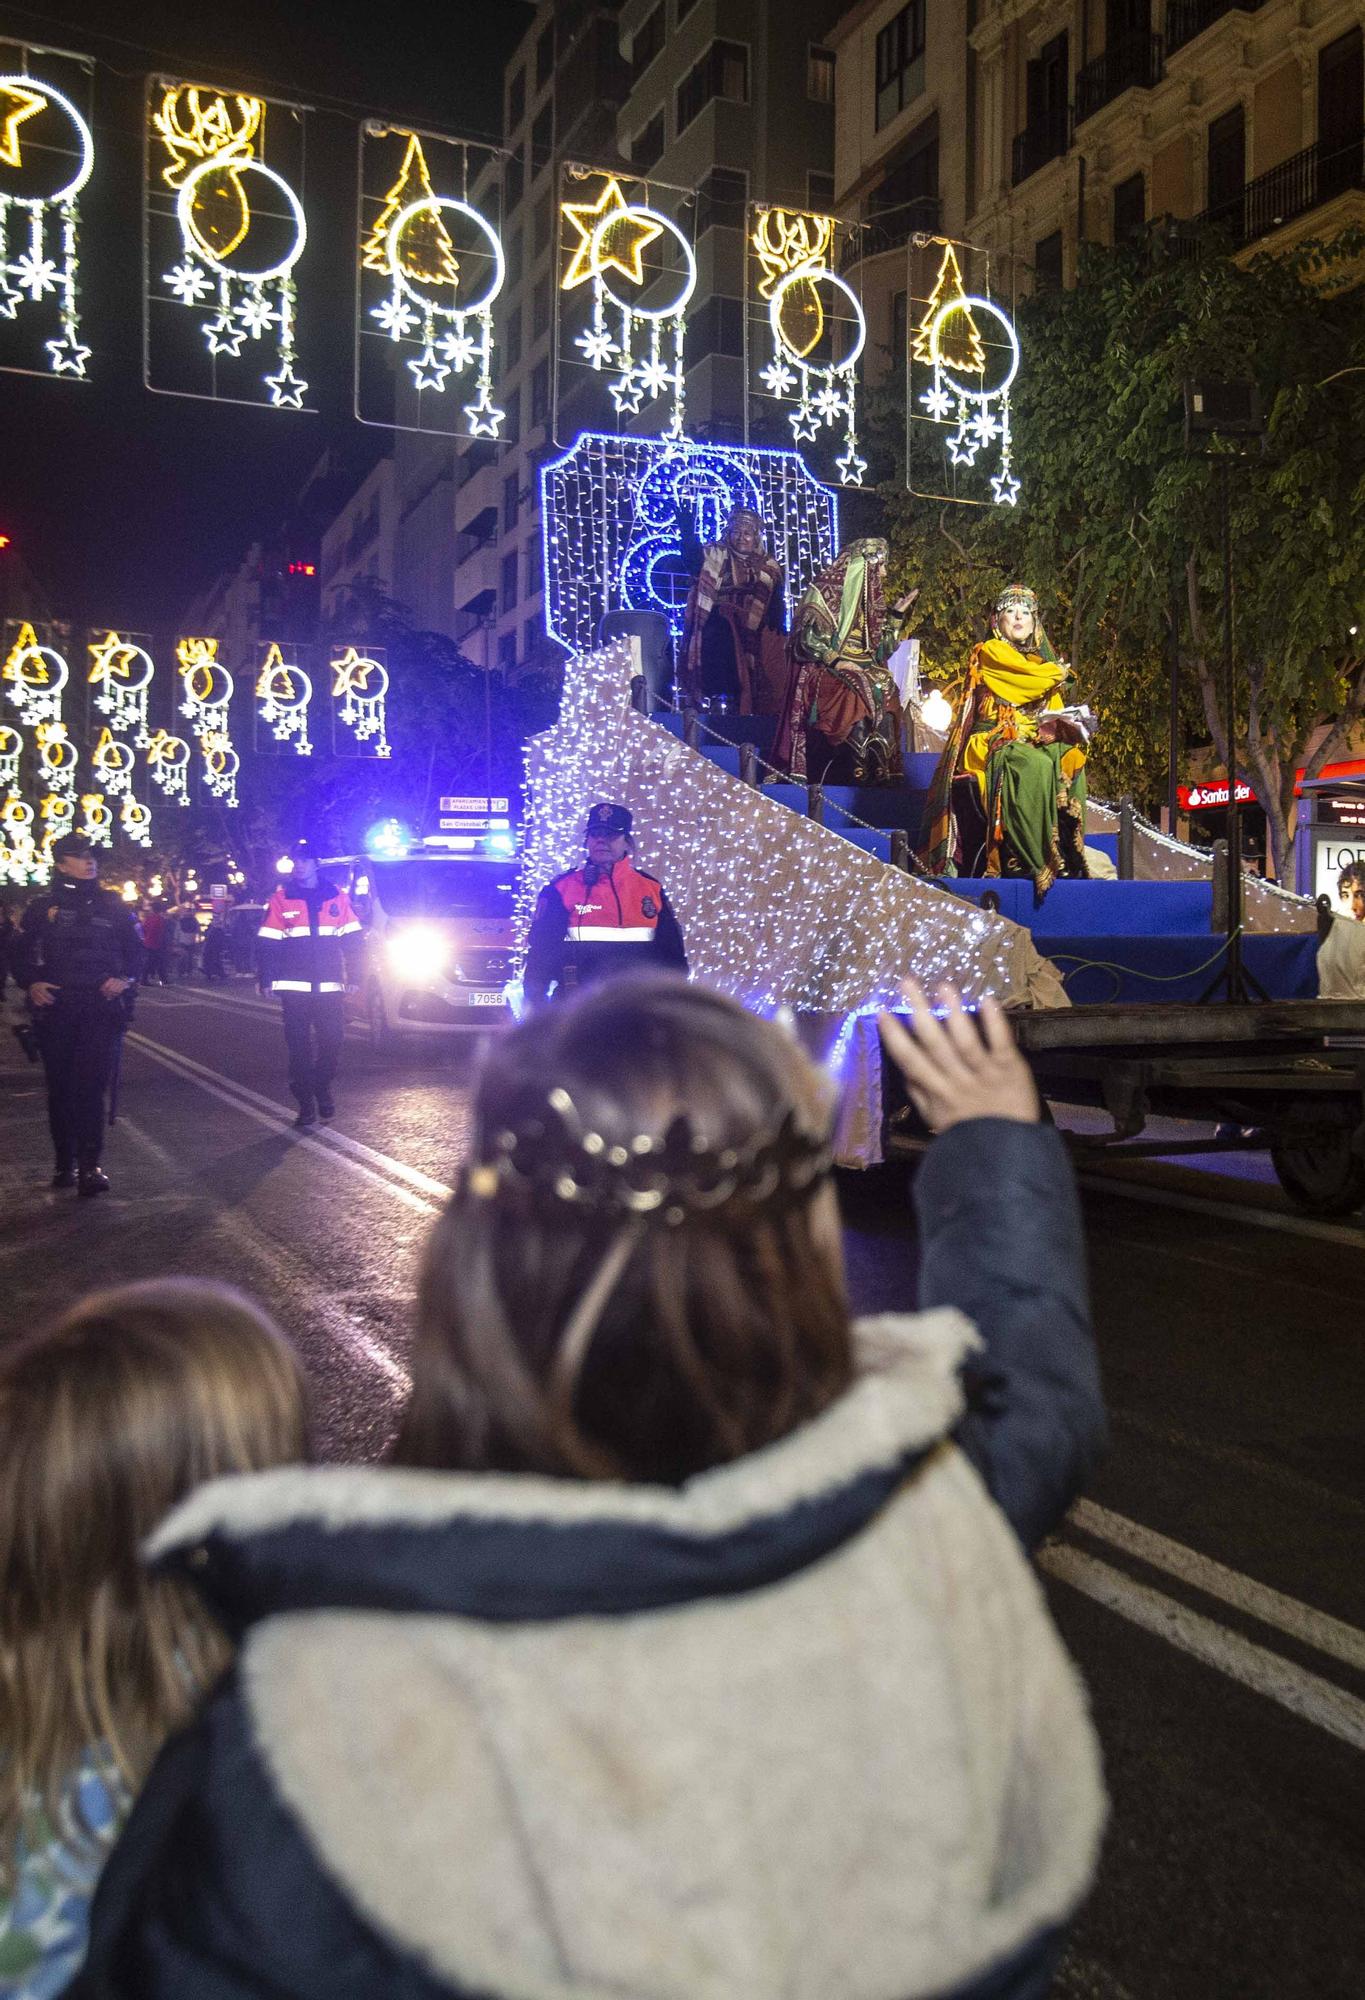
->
<box><xmin>554</xmin><ymin>862</ymin><xmax>664</xmax><ymax>945</ymax></box>
<box><xmin>257</xmin><ymin>887</ymin><xmax>362</xmax><ymax>994</ymax></box>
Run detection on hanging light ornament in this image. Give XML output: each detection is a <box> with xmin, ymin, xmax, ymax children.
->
<box><xmin>563</xmin><ymin>175</ymin><xmax>695</xmax><ymax>437</ymax></box>
<box><xmin>154</xmin><ymin>84</ymin><xmax>308</xmax><ymax>409</ymax></box>
<box><xmin>119</xmin><ymin>796</ymin><xmax>153</xmax><ymax>847</ymax></box>
<box><xmin>363</xmin><ymin>130</ymin><xmax>505</xmax><ymax>435</ymax></box>
<box><xmin>0</xmin><ymin>720</ymin><xmax>21</xmax><ymax>793</ymax></box>
<box><xmin>145</xmin><ymin>728</ymin><xmax>192</xmax><ymax>806</ymax></box>
<box><xmin>177</xmin><ymin>636</ymin><xmax>239</xmax><ymax>806</ymax></box>
<box><xmin>0</xmin><ymin>70</ymin><xmax>94</xmax><ymax>378</ymax></box>
<box><xmin>331</xmin><ymin>645</ymin><xmax>391</xmax><ymax>756</ymax></box>
<box><xmin>36</xmin><ymin>718</ymin><xmax>78</xmax><ymax>802</ymax></box>
<box><xmin>92</xmin><ymin>725</ymin><xmax>135</xmax><ymax>801</ymax></box>
<box><xmin>255</xmin><ymin>642</ymin><xmax>312</xmax><ymax>754</ymax></box>
<box><xmin>916</xmin><ymin>246</ymin><xmax>1022</xmax><ymax>507</ymax></box>
<box><xmin>751</xmin><ymin>207</ymin><xmax>867</xmax><ymax>486</ymax></box>
<box><xmin>88</xmin><ymin>630</ymin><xmax>155</xmax><ymax>741</ymax></box>
<box><xmin>0</xmin><ymin>794</ymin><xmax>38</xmax><ymax>885</ymax></box>
<box><xmin>4</xmin><ymin>622</ymin><xmax>68</xmax><ymax>728</ymax></box>
<box><xmin>78</xmin><ymin>791</ymin><xmax>113</xmax><ymax>848</ymax></box>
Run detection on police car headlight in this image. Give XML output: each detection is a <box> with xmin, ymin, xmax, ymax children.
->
<box><xmin>386</xmin><ymin>924</ymin><xmax>448</xmax><ymax>985</ymax></box>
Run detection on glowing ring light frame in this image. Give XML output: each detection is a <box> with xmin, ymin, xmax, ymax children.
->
<box><xmin>175</xmin><ymin>156</ymin><xmax>307</xmax><ymax>281</ymax></box>
<box><xmin>93</xmin><ymin>738</ymin><xmax>135</xmax><ymax>773</ymax></box>
<box><xmin>149</xmin><ymin>734</ymin><xmax>191</xmax><ymax>767</ymax></box>
<box><xmin>925</xmin><ymin>291</ymin><xmax>1022</xmax><ymax>506</ymax></box>
<box><xmin>7</xmin><ymin>643</ymin><xmax>68</xmax><ymax>727</ymax></box>
<box><xmin>259</xmin><ymin>662</ymin><xmax>312</xmax><ymax>710</ymax></box>
<box><xmin>762</xmin><ymin>260</ymin><xmax>869</xmax><ymax>486</ymax></box>
<box><xmin>386</xmin><ymin>195</ymin><xmax>504</xmax><ymax>318</ymax></box>
<box><xmin>0</xmin><ymin>75</ymin><xmax>95</xmax><ymax>381</ymax></box>
<box><xmin>767</xmin><ymin>263</ymin><xmax>866</xmax><ymax>373</ymax></box>
<box><xmin>91</xmin><ymin>640</ymin><xmax>155</xmax><ymax>693</ymax></box>
<box><xmin>182</xmin><ymin>661</ymin><xmax>234</xmax><ymax>708</ymax></box>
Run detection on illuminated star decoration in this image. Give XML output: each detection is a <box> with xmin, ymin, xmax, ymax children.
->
<box><xmin>145</xmin><ymin>729</ymin><xmax>192</xmax><ymax>806</ymax></box>
<box><xmin>919</xmin><ymin>261</ymin><xmax>1023</xmax><ymax>509</ymax></box>
<box><xmin>362</xmin><ymin>127</ymin><xmax>504</xmax><ymax>435</ymax></box>
<box><xmin>88</xmin><ymin>630</ymin><xmax>155</xmax><ymax>739</ymax></box>
<box><xmin>0</xmin><ymin>72</ymin><xmax>94</xmax><ymax>380</ymax></box>
<box><xmin>155</xmin><ymin>83</ymin><xmax>309</xmax><ymax>413</ymax></box>
<box><xmin>330</xmin><ymin>645</ymin><xmax>391</xmax><ymax>757</ymax></box>
<box><xmin>563</xmin><ymin>173</ymin><xmax>694</xmax><ymax>438</ymax></box>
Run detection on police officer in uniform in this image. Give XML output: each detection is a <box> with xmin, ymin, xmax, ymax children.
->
<box><xmin>523</xmin><ymin>802</ymin><xmax>688</xmax><ymax>1007</ymax></box>
<box><xmin>14</xmin><ymin>832</ymin><xmax>142</xmax><ymax>1194</ymax></box>
<box><xmin>256</xmin><ymin>840</ymin><xmax>365</xmax><ymax>1128</ymax></box>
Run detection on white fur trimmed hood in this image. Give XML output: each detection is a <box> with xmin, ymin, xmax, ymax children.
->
<box><xmin>141</xmin><ymin>1310</ymin><xmax>1104</xmax><ymax>2000</ymax></box>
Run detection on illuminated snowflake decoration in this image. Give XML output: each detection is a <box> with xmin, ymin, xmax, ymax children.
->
<box><xmin>371</xmin><ymin>293</ymin><xmax>418</xmax><ymax>339</ymax></box>
<box><xmin>164</xmin><ymin>258</ymin><xmax>214</xmax><ymax>304</ymax></box>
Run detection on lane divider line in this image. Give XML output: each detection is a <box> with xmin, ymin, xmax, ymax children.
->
<box><xmin>1075</xmin><ymin>1171</ymin><xmax>1365</xmax><ymax>1250</ymax></box>
<box><xmin>125</xmin><ymin>1034</ymin><xmax>443</xmax><ymax>1220</ymax></box>
<box><xmin>1070</xmin><ymin>1498</ymin><xmax>1365</xmax><ymax>1676</ymax></box>
<box><xmin>1041</xmin><ymin>1543</ymin><xmax>1365</xmax><ymax>1754</ymax></box>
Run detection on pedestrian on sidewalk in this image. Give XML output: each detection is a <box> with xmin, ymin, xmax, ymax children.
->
<box><xmin>14</xmin><ymin>834</ymin><xmax>141</xmax><ymax>1196</ymax></box>
<box><xmin>68</xmin><ymin>973</ymin><xmax>1107</xmax><ymax>2000</ymax></box>
<box><xmin>138</xmin><ymin>902</ymin><xmax>167</xmax><ymax>985</ymax></box>
<box><xmin>0</xmin><ymin>1279</ymin><xmax>310</xmax><ymax>1998</ymax></box>
<box><xmin>256</xmin><ymin>840</ymin><xmax>364</xmax><ymax>1128</ymax></box>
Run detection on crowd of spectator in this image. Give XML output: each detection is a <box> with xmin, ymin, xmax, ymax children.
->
<box><xmin>1</xmin><ymin>972</ymin><xmax>1108</xmax><ymax>2000</ymax></box>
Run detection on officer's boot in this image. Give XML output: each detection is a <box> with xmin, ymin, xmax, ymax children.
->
<box><xmin>51</xmin><ymin>1157</ymin><xmax>76</xmax><ymax>1190</ymax></box>
<box><xmin>77</xmin><ymin>1155</ymin><xmax>110</xmax><ymax>1197</ymax></box>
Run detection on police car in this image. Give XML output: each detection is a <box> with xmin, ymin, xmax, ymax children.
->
<box><xmin>334</xmin><ymin>806</ymin><xmax>519</xmax><ymax>1048</ymax></box>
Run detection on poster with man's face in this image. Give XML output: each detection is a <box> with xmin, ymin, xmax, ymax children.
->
<box><xmin>1316</xmin><ymin>836</ymin><xmax>1365</xmax><ymax>917</ymax></box>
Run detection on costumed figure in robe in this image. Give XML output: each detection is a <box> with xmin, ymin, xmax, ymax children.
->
<box><xmin>677</xmin><ymin>505</ymin><xmax>787</xmax><ymax>715</ymax></box>
<box><xmin>918</xmin><ymin>583</ymin><xmax>1095</xmax><ymax>899</ymax></box>
<box><xmin>772</xmin><ymin>537</ymin><xmax>906</xmax><ymax>786</ymax></box>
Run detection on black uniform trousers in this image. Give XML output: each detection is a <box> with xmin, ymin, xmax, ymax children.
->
<box><xmin>35</xmin><ymin>995</ymin><xmax>123</xmax><ymax>1170</ymax></box>
<box><xmin>279</xmin><ymin>992</ymin><xmax>345</xmax><ymax>1110</ymax></box>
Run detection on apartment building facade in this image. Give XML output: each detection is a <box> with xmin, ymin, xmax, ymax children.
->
<box><xmin>832</xmin><ymin>0</ymin><xmax>1364</xmax><ymax>312</ymax></box>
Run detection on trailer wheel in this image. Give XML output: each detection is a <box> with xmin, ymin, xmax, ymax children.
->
<box><xmin>1270</xmin><ymin>1118</ymin><xmax>1365</xmax><ymax>1217</ymax></box>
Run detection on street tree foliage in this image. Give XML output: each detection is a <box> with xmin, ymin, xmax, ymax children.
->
<box><xmin>877</xmin><ymin>231</ymin><xmax>1365</xmax><ymax>878</ymax></box>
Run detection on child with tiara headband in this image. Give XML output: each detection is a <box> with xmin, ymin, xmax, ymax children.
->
<box><xmin>919</xmin><ymin>584</ymin><xmax>1095</xmax><ymax>897</ymax></box>
<box><xmin>71</xmin><ymin>974</ymin><xmax>1107</xmax><ymax>2000</ymax></box>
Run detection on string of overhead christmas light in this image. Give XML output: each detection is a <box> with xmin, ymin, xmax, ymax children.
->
<box><xmin>750</xmin><ymin>206</ymin><xmax>868</xmax><ymax>486</ymax></box>
<box><xmin>561</xmin><ymin>171</ymin><xmax>695</xmax><ymax>438</ymax></box>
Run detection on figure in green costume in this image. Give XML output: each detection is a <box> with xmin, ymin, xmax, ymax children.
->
<box><xmin>773</xmin><ymin>538</ymin><xmax>908</xmax><ymax>786</ymax></box>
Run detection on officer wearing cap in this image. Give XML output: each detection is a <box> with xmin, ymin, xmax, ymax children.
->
<box><xmin>522</xmin><ymin>802</ymin><xmax>688</xmax><ymax>1008</ymax></box>
<box><xmin>13</xmin><ymin>832</ymin><xmax>142</xmax><ymax>1194</ymax></box>
<box><xmin>257</xmin><ymin>840</ymin><xmax>365</xmax><ymax>1128</ymax></box>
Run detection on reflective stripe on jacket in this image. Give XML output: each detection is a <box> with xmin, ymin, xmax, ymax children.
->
<box><xmin>256</xmin><ymin>885</ymin><xmax>364</xmax><ymax>995</ymax></box>
<box><xmin>522</xmin><ymin>858</ymin><xmax>688</xmax><ymax>1004</ymax></box>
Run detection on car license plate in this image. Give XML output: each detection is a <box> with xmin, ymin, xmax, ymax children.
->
<box><xmin>468</xmin><ymin>990</ymin><xmax>506</xmax><ymax>1007</ymax></box>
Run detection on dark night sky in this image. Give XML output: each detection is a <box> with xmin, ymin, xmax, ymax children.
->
<box><xmin>0</xmin><ymin>0</ymin><xmax>534</xmax><ymax>628</ymax></box>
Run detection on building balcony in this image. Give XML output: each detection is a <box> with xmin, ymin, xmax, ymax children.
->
<box><xmin>839</xmin><ymin>197</ymin><xmax>943</xmax><ymax>271</ymax></box>
<box><xmin>1073</xmin><ymin>34</ymin><xmax>1164</xmax><ymax>128</ymax></box>
<box><xmin>1165</xmin><ymin>0</ymin><xmax>1265</xmax><ymax>58</ymax></box>
<box><xmin>453</xmin><ymin>544</ymin><xmax>498</xmax><ymax>610</ymax></box>
<box><xmin>1012</xmin><ymin>121</ymin><xmax>1069</xmax><ymax>187</ymax></box>
<box><xmin>1196</xmin><ymin>131</ymin><xmax>1365</xmax><ymax>249</ymax></box>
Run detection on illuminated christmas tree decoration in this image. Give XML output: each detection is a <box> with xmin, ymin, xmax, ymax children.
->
<box><xmin>331</xmin><ymin>645</ymin><xmax>391</xmax><ymax>756</ymax></box>
<box><xmin>145</xmin><ymin>729</ymin><xmax>192</xmax><ymax>806</ymax></box>
<box><xmin>357</xmin><ymin>122</ymin><xmax>505</xmax><ymax>438</ymax></box>
<box><xmin>255</xmin><ymin>641</ymin><xmax>312</xmax><ymax>754</ymax></box>
<box><xmin>921</xmin><ymin>291</ymin><xmax>1021</xmax><ymax>505</ymax></box>
<box><xmin>78</xmin><ymin>791</ymin><xmax>112</xmax><ymax>847</ymax></box>
<box><xmin>88</xmin><ymin>630</ymin><xmax>154</xmax><ymax>739</ymax></box>
<box><xmin>541</xmin><ymin>432</ymin><xmax>839</xmax><ymax>658</ymax></box>
<box><xmin>151</xmin><ymin>82</ymin><xmax>308</xmax><ymax>410</ymax></box>
<box><xmin>0</xmin><ymin>65</ymin><xmax>94</xmax><ymax>380</ymax></box>
<box><xmin>912</xmin><ymin>244</ymin><xmax>983</xmax><ymax>373</ymax></box>
<box><xmin>4</xmin><ymin>623</ymin><xmax>68</xmax><ymax>727</ymax></box>
<box><xmin>119</xmin><ymin>795</ymin><xmax>153</xmax><ymax>847</ymax></box>
<box><xmin>560</xmin><ymin>170</ymin><xmax>693</xmax><ymax>437</ymax></box>
<box><xmin>38</xmin><ymin>789</ymin><xmax>75</xmax><ymax>874</ymax></box>
<box><xmin>92</xmin><ymin>725</ymin><xmax>135</xmax><ymax>798</ymax></box>
<box><xmin>748</xmin><ymin>207</ymin><xmax>868</xmax><ymax>486</ymax></box>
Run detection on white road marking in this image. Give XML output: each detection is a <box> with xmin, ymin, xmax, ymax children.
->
<box><xmin>125</xmin><ymin>1033</ymin><xmax>447</xmax><ymax>1219</ymax></box>
<box><xmin>141</xmin><ymin>985</ymin><xmax>367</xmax><ymax>1038</ymax></box>
<box><xmin>1041</xmin><ymin>1544</ymin><xmax>1365</xmax><ymax>1753</ymax></box>
<box><xmin>1076</xmin><ymin>1171</ymin><xmax>1365</xmax><ymax>1249</ymax></box>
<box><xmin>1070</xmin><ymin>1499</ymin><xmax>1365</xmax><ymax>1675</ymax></box>
<box><xmin>120</xmin><ymin>1113</ymin><xmax>410</xmax><ymax>1394</ymax></box>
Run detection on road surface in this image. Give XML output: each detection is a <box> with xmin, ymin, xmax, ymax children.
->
<box><xmin>1</xmin><ymin>977</ymin><xmax>1361</xmax><ymax>1998</ymax></box>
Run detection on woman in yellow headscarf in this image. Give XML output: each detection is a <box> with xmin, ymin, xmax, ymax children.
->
<box><xmin>918</xmin><ymin>585</ymin><xmax>1092</xmax><ymax>898</ymax></box>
